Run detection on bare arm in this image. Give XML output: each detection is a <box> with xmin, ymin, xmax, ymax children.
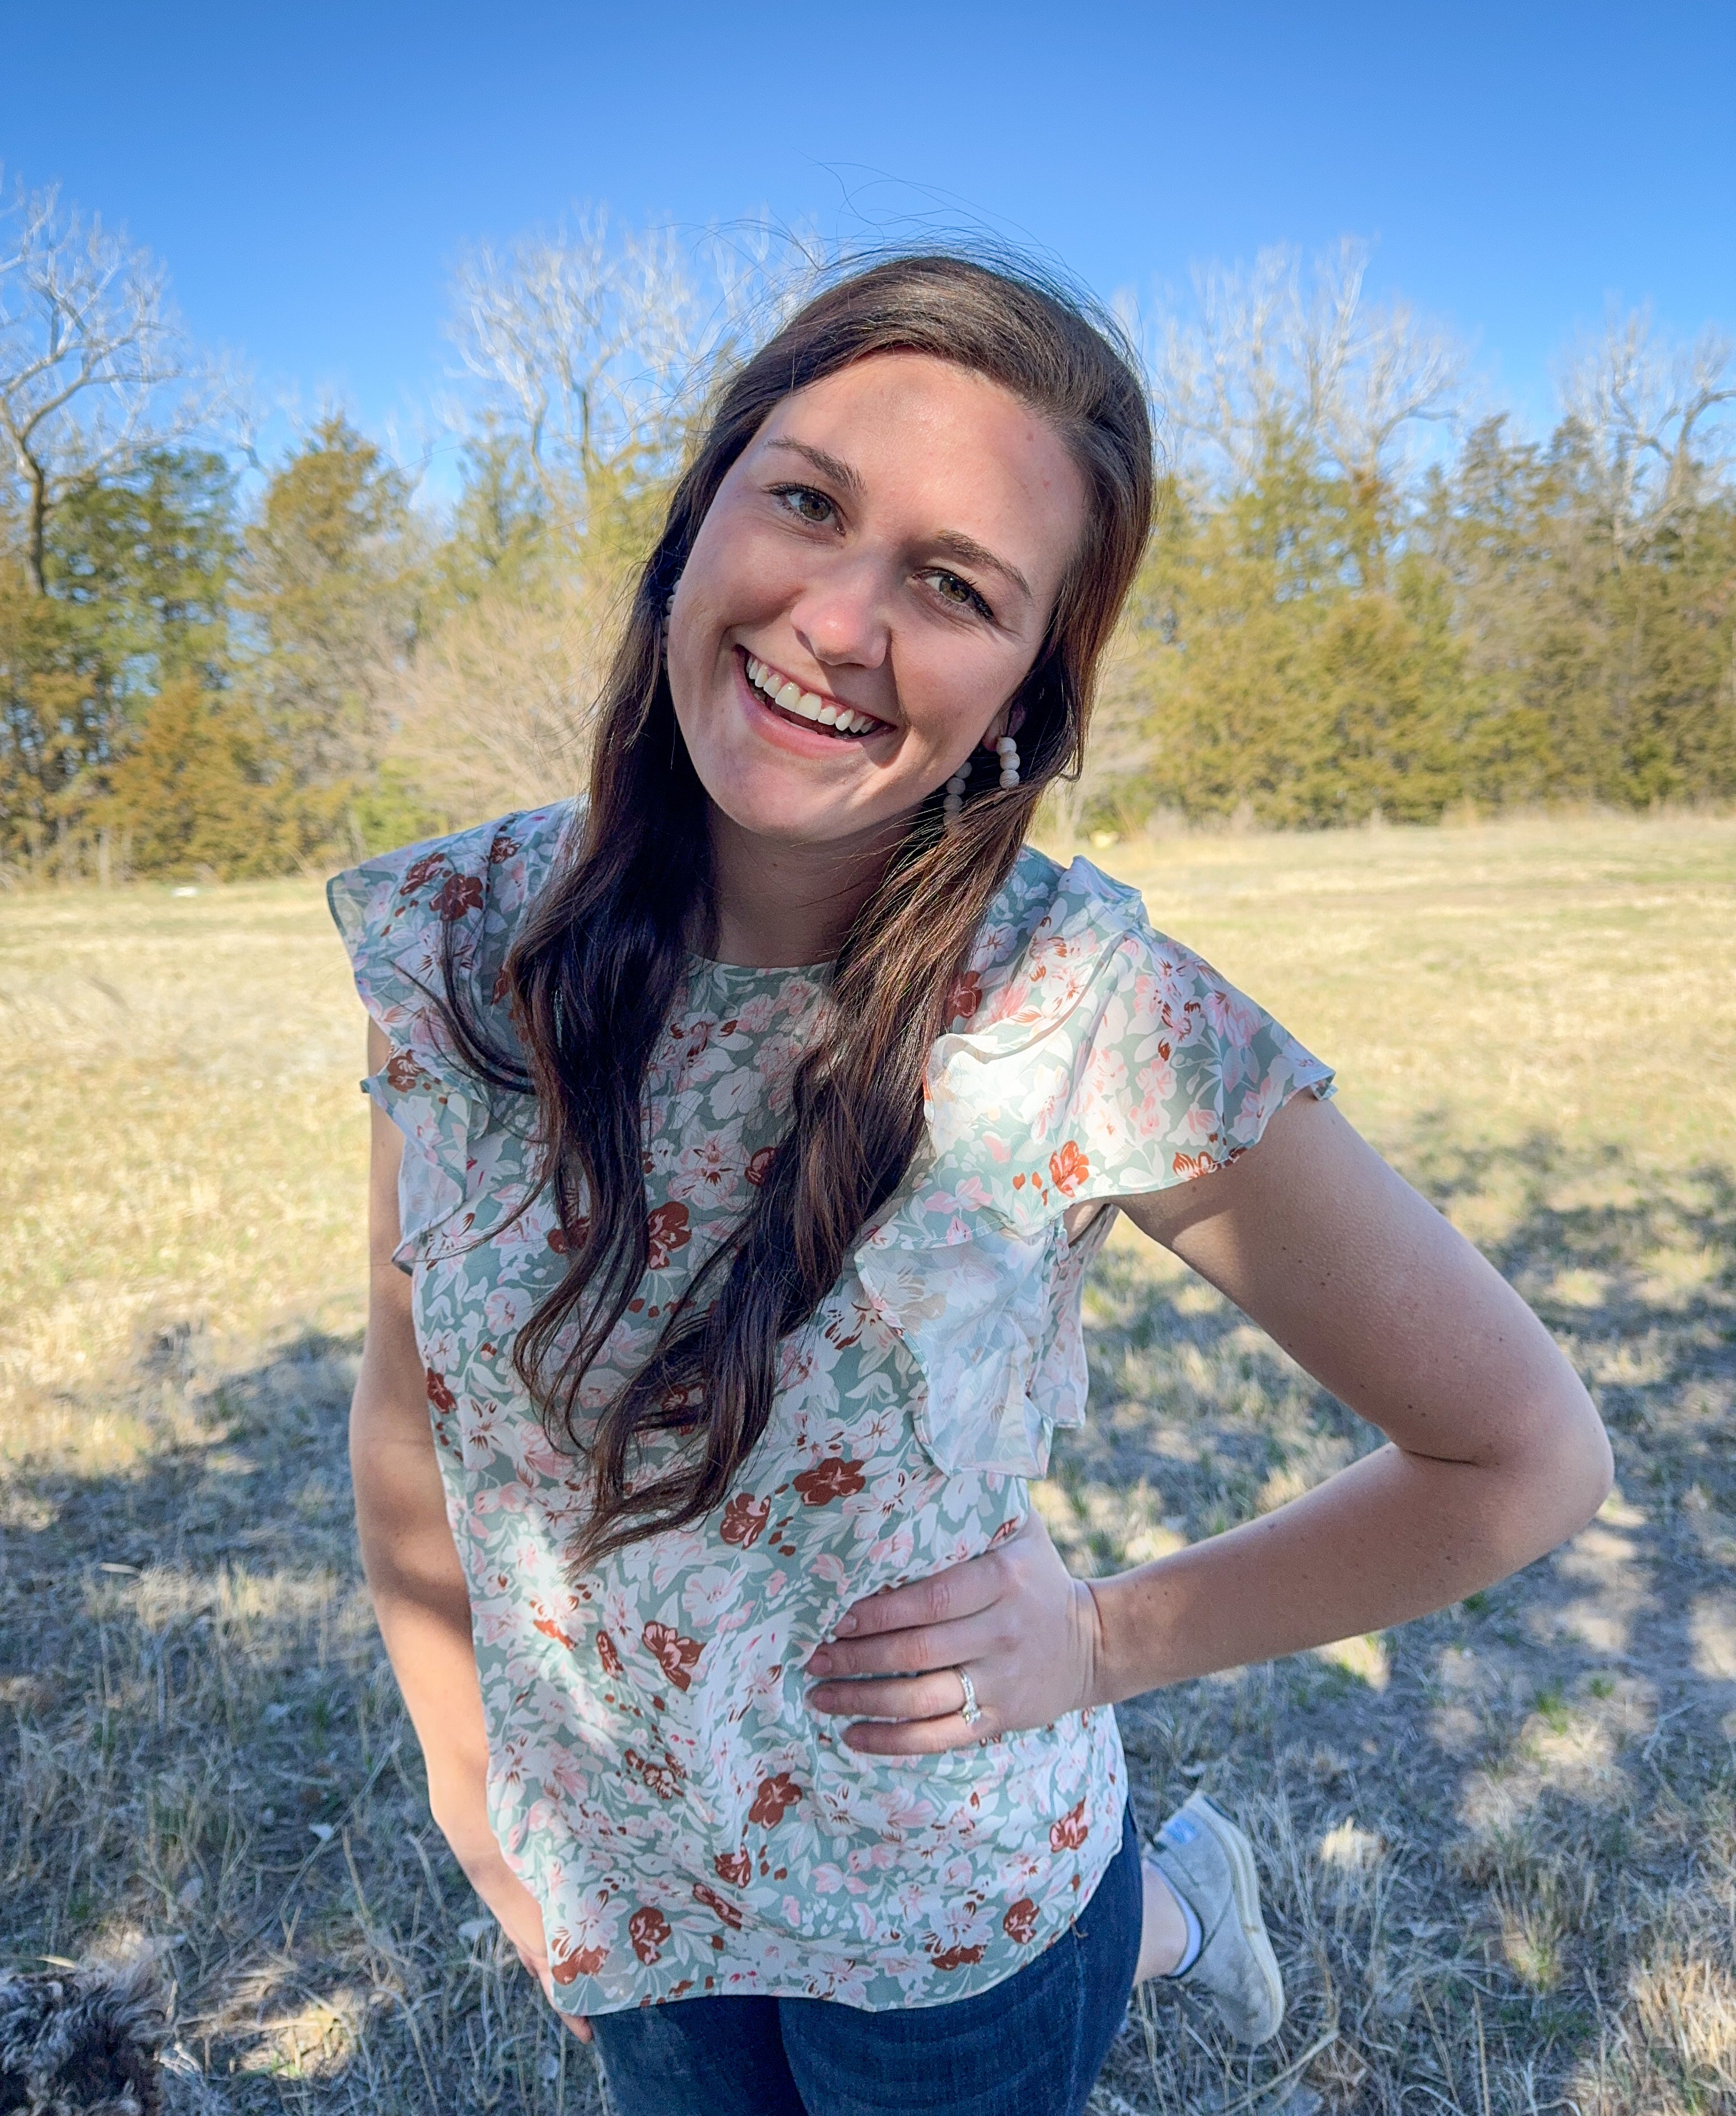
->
<box><xmin>351</xmin><ymin>1022</ymin><xmax>559</xmax><ymax>1987</ymax></box>
<box><xmin>1086</xmin><ymin>1090</ymin><xmax>1612</xmax><ymax>1698</ymax></box>
<box><xmin>806</xmin><ymin>1091</ymin><xmax>1612</xmax><ymax>1746</ymax></box>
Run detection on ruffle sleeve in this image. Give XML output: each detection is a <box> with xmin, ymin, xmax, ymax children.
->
<box><xmin>327</xmin><ymin>803</ymin><xmax>574</xmax><ymax>1267</ymax></box>
<box><xmin>853</xmin><ymin>851</ymin><xmax>1334</xmax><ymax>1478</ymax></box>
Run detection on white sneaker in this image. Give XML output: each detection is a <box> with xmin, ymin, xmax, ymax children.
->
<box><xmin>1146</xmin><ymin>1793</ymin><xmax>1285</xmax><ymax>2046</ymax></box>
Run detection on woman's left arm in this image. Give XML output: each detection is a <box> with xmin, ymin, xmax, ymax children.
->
<box><xmin>805</xmin><ymin>1092</ymin><xmax>1613</xmax><ymax>1749</ymax></box>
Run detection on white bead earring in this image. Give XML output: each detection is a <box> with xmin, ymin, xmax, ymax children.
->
<box><xmin>995</xmin><ymin>734</ymin><xmax>1021</xmax><ymax>788</ymax></box>
<box><xmin>942</xmin><ymin>760</ymin><xmax>970</xmax><ymax>827</ymax></box>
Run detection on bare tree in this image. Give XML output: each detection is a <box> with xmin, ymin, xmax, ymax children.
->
<box><xmin>1559</xmin><ymin>305</ymin><xmax>1736</xmax><ymax>556</ymax></box>
<box><xmin>448</xmin><ymin>209</ymin><xmax>817</xmax><ymax>525</ymax></box>
<box><xmin>0</xmin><ymin>176</ymin><xmax>223</xmax><ymax>592</ymax></box>
<box><xmin>1149</xmin><ymin>239</ymin><xmax>1465</xmax><ymax>495</ymax></box>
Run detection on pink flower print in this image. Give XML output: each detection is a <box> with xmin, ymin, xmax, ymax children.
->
<box><xmin>707</xmin><ymin>1064</ymin><xmax>762</xmax><ymax>1121</ymax></box>
<box><xmin>483</xmin><ymin>1287</ymin><xmax>525</xmax><ymax>1335</ymax></box>
<box><xmin>670</xmin><ymin>1132</ymin><xmax>739</xmax><ymax>1203</ymax></box>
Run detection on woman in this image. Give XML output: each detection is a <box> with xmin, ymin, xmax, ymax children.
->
<box><xmin>332</xmin><ymin>255</ymin><xmax>1610</xmax><ymax>2116</ymax></box>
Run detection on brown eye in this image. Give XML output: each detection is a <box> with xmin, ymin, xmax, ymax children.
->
<box><xmin>925</xmin><ymin>568</ymin><xmax>994</xmax><ymax>621</ymax></box>
<box><xmin>773</xmin><ymin>485</ymin><xmax>836</xmax><ymax>526</ymax></box>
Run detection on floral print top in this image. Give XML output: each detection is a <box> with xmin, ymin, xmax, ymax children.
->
<box><xmin>328</xmin><ymin>803</ymin><xmax>1333</xmax><ymax>2016</ymax></box>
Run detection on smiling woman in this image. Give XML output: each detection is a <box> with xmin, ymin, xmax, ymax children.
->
<box><xmin>328</xmin><ymin>254</ymin><xmax>1610</xmax><ymax>2116</ymax></box>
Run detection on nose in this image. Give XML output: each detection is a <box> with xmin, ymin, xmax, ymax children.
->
<box><xmin>789</xmin><ymin>554</ymin><xmax>890</xmax><ymax>673</ymax></box>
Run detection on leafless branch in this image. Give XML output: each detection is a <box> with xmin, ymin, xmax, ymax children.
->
<box><xmin>1559</xmin><ymin>304</ymin><xmax>1736</xmax><ymax>551</ymax></box>
<box><xmin>0</xmin><ymin>174</ymin><xmax>230</xmax><ymax>590</ymax></box>
<box><xmin>1147</xmin><ymin>238</ymin><xmax>1466</xmax><ymax>494</ymax></box>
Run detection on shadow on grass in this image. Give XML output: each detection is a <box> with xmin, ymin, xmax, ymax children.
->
<box><xmin>0</xmin><ymin>1327</ymin><xmax>598</xmax><ymax>2114</ymax></box>
<box><xmin>1067</xmin><ymin>1125</ymin><xmax>1736</xmax><ymax>2112</ymax></box>
<box><xmin>4</xmin><ymin>1131</ymin><xmax>1733</xmax><ymax>2110</ymax></box>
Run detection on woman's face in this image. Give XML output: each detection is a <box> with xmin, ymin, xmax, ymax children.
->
<box><xmin>665</xmin><ymin>352</ymin><xmax>1087</xmax><ymax>849</ymax></box>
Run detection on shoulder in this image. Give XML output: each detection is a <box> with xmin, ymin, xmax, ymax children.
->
<box><xmin>932</xmin><ymin>847</ymin><xmax>1334</xmax><ymax>1221</ymax></box>
<box><xmin>327</xmin><ymin>801</ymin><xmax>578</xmax><ymax>1033</ymax></box>
<box><xmin>956</xmin><ymin>847</ymin><xmax>1195</xmax><ymax>1031</ymax></box>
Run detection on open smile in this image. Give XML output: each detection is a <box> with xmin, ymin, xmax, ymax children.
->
<box><xmin>739</xmin><ymin>650</ymin><xmax>893</xmax><ymax>742</ymax></box>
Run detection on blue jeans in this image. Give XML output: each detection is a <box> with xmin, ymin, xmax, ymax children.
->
<box><xmin>589</xmin><ymin>1801</ymin><xmax>1142</xmax><ymax>2116</ymax></box>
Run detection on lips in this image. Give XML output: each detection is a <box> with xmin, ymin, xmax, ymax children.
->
<box><xmin>742</xmin><ymin>653</ymin><xmax>891</xmax><ymax>741</ymax></box>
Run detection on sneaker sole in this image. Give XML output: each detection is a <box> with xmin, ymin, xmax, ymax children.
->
<box><xmin>1191</xmin><ymin>1797</ymin><xmax>1285</xmax><ymax>2045</ymax></box>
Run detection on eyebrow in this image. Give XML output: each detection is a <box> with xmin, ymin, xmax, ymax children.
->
<box><xmin>761</xmin><ymin>439</ymin><xmax>1035</xmax><ymax>608</ymax></box>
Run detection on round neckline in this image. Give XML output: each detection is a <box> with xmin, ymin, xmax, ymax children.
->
<box><xmin>687</xmin><ymin>950</ymin><xmax>830</xmax><ymax>981</ymax></box>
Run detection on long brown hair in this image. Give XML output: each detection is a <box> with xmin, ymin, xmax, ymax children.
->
<box><xmin>448</xmin><ymin>254</ymin><xmax>1153</xmax><ymax>1571</ymax></box>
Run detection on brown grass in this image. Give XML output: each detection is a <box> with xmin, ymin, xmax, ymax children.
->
<box><xmin>3</xmin><ymin>811</ymin><xmax>1734</xmax><ymax>2112</ymax></box>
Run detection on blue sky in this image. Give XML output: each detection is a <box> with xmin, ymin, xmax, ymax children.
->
<box><xmin>6</xmin><ymin>0</ymin><xmax>1731</xmax><ymax>477</ymax></box>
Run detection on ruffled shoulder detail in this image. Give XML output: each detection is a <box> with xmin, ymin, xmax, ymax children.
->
<box><xmin>327</xmin><ymin>803</ymin><xmax>575</xmax><ymax>1262</ymax></box>
<box><xmin>928</xmin><ymin>850</ymin><xmax>1334</xmax><ymax>1235</ymax></box>
<box><xmin>853</xmin><ymin>848</ymin><xmax>1333</xmax><ymax>1478</ymax></box>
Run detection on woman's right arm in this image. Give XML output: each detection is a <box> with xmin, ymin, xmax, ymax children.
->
<box><xmin>351</xmin><ymin>1021</ymin><xmax>559</xmax><ymax>1990</ymax></box>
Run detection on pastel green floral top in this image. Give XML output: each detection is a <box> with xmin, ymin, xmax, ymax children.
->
<box><xmin>329</xmin><ymin>803</ymin><xmax>1332</xmax><ymax>2016</ymax></box>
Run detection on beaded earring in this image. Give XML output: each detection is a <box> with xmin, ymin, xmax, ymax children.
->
<box><xmin>943</xmin><ymin>731</ymin><xmax>1021</xmax><ymax>831</ymax></box>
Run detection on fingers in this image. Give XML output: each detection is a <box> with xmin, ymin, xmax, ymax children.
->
<box><xmin>842</xmin><ymin>1709</ymin><xmax>980</xmax><ymax>1756</ymax></box>
<box><xmin>807</xmin><ymin>1606</ymin><xmax>1003</xmax><ymax>1684</ymax></box>
<box><xmin>807</xmin><ymin>1667</ymin><xmax>975</xmax><ymax>1724</ymax></box>
<box><xmin>830</xmin><ymin>1541</ymin><xmax>1010</xmax><ymax>1642</ymax></box>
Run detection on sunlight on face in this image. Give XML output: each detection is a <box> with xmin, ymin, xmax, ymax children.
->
<box><xmin>665</xmin><ymin>352</ymin><xmax>1087</xmax><ymax>850</ymax></box>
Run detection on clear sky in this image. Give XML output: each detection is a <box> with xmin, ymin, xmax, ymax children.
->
<box><xmin>6</xmin><ymin>0</ymin><xmax>1731</xmax><ymax>471</ymax></box>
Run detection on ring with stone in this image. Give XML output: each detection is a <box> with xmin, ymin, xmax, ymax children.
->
<box><xmin>956</xmin><ymin>1668</ymin><xmax>982</xmax><ymax>1724</ymax></box>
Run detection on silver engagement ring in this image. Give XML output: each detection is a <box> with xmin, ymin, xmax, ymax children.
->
<box><xmin>956</xmin><ymin>1668</ymin><xmax>982</xmax><ymax>1724</ymax></box>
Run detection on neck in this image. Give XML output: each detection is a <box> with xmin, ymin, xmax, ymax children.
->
<box><xmin>704</xmin><ymin>805</ymin><xmax>904</xmax><ymax>968</ymax></box>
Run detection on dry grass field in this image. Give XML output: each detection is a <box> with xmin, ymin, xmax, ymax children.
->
<box><xmin>2</xmin><ymin>811</ymin><xmax>1733</xmax><ymax>2114</ymax></box>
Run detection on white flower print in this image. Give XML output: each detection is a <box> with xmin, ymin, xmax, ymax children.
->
<box><xmin>333</xmin><ymin>809</ymin><xmax>1329</xmax><ymax>2018</ymax></box>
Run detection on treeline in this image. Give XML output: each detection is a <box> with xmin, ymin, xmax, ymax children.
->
<box><xmin>2</xmin><ymin>195</ymin><xmax>1731</xmax><ymax>882</ymax></box>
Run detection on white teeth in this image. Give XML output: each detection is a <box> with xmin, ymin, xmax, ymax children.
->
<box><xmin>747</xmin><ymin>654</ymin><xmax>886</xmax><ymax>737</ymax></box>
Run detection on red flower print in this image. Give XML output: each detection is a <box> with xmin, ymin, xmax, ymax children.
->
<box><xmin>646</xmin><ymin>1200</ymin><xmax>691</xmax><ymax>1270</ymax></box>
<box><xmin>748</xmin><ymin>1772</ymin><xmax>802</xmax><ymax>1827</ymax></box>
<box><xmin>433</xmin><ymin>873</ymin><xmax>485</xmax><ymax>921</ymax></box>
<box><xmin>487</xmin><ymin>830</ymin><xmax>521</xmax><ymax>865</ymax></box>
<box><xmin>596</xmin><ymin>1629</ymin><xmax>622</xmax><ymax>1676</ymax></box>
<box><xmin>399</xmin><ymin>851</ymin><xmax>447</xmax><ymax>896</ymax></box>
<box><xmin>692</xmin><ymin>1881</ymin><xmax>744</xmax><ymax>1930</ymax></box>
<box><xmin>792</xmin><ymin>1457</ymin><xmax>866</xmax><ymax>1507</ymax></box>
<box><xmin>628</xmin><ymin>1905</ymin><xmax>671</xmax><ymax>1964</ymax></box>
<box><xmin>1002</xmin><ymin>1898</ymin><xmax>1039</xmax><ymax>1945</ymax></box>
<box><xmin>713</xmin><ymin>1847</ymin><xmax>751</xmax><ymax>1888</ymax></box>
<box><xmin>642</xmin><ymin>1621</ymin><xmax>704</xmax><ymax>1692</ymax></box>
<box><xmin>533</xmin><ymin>1613</ymin><xmax>579</xmax><ymax>1652</ymax></box>
<box><xmin>658</xmin><ymin>1381</ymin><xmax>704</xmax><ymax>1422</ymax></box>
<box><xmin>549</xmin><ymin>1937</ymin><xmax>607</xmax><ymax>1983</ymax></box>
<box><xmin>1171</xmin><ymin>1150</ymin><xmax>1222</xmax><ymax>1180</ymax></box>
<box><xmin>745</xmin><ymin>1146</ymin><xmax>776</xmax><ymax>1188</ymax></box>
<box><xmin>928</xmin><ymin>1943</ymin><xmax>986</xmax><ymax>1971</ymax></box>
<box><xmin>1049</xmin><ymin>1799</ymin><xmax>1089</xmax><ymax>1851</ymax></box>
<box><xmin>720</xmin><ymin>1493</ymin><xmax>770</xmax><ymax>1548</ymax></box>
<box><xmin>426</xmin><ymin>1368</ymin><xmax>457</xmax><ymax>1414</ymax></box>
<box><xmin>947</xmin><ymin>970</ymin><xmax>983</xmax><ymax>1023</ymax></box>
<box><xmin>383</xmin><ymin>1048</ymin><xmax>426</xmax><ymax>1092</ymax></box>
<box><xmin>624</xmin><ymin>1747</ymin><xmax>684</xmax><ymax>1800</ymax></box>
<box><xmin>547</xmin><ymin>1216</ymin><xmax>590</xmax><ymax>1256</ymax></box>
<box><xmin>1049</xmin><ymin>1141</ymin><xmax>1090</xmax><ymax>1197</ymax></box>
